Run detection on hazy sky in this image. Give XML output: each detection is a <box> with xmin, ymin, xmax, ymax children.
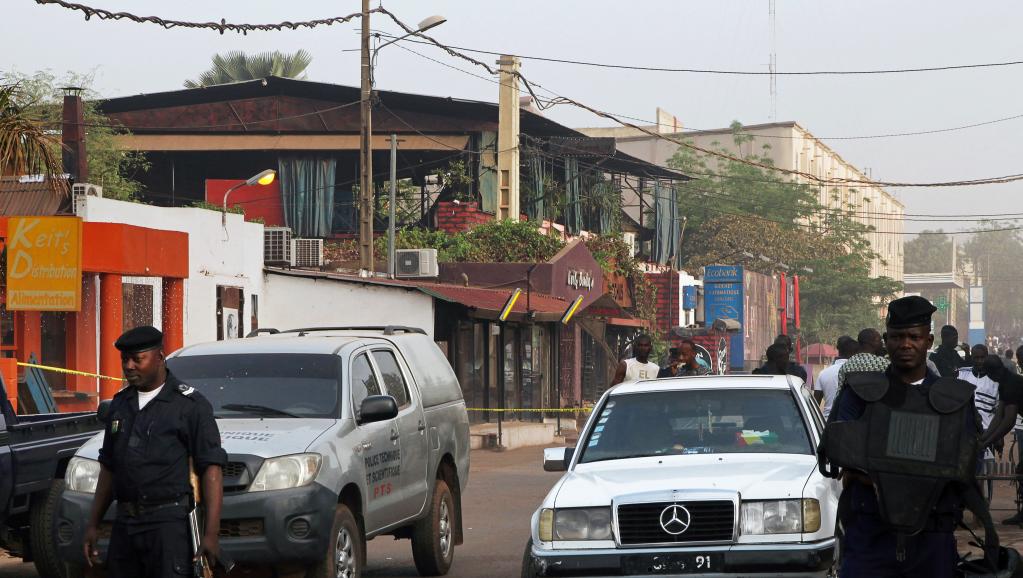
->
<box><xmin>5</xmin><ymin>1</ymin><xmax>1023</xmax><ymax>235</ymax></box>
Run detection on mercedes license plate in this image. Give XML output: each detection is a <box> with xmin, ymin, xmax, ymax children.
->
<box><xmin>621</xmin><ymin>552</ymin><xmax>723</xmax><ymax>574</ymax></box>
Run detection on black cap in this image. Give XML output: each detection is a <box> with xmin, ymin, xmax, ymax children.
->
<box><xmin>114</xmin><ymin>326</ymin><xmax>163</xmax><ymax>354</ymax></box>
<box><xmin>885</xmin><ymin>296</ymin><xmax>937</xmax><ymax>329</ymax></box>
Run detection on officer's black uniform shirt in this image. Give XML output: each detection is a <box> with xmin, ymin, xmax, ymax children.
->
<box><xmin>930</xmin><ymin>345</ymin><xmax>968</xmax><ymax>378</ymax></box>
<box><xmin>98</xmin><ymin>371</ymin><xmax>227</xmax><ymax>523</ymax></box>
<box><xmin>832</xmin><ymin>367</ymin><xmax>976</xmax><ymax>525</ymax></box>
<box><xmin>998</xmin><ymin>372</ymin><xmax>1023</xmax><ymax>408</ymax></box>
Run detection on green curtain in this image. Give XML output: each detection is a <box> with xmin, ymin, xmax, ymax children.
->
<box><xmin>524</xmin><ymin>152</ymin><xmax>547</xmax><ymax>221</ymax></box>
<box><xmin>478</xmin><ymin>131</ymin><xmax>499</xmax><ymax>213</ymax></box>
<box><xmin>278</xmin><ymin>155</ymin><xmax>336</xmax><ymax>238</ymax></box>
<box><xmin>564</xmin><ymin>158</ymin><xmax>582</xmax><ymax>234</ymax></box>
<box><xmin>653</xmin><ymin>181</ymin><xmax>679</xmax><ymax>266</ymax></box>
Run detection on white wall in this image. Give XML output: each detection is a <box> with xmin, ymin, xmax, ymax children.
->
<box><xmin>261</xmin><ymin>272</ymin><xmax>436</xmax><ymax>338</ymax></box>
<box><xmin>79</xmin><ymin>197</ymin><xmax>265</xmax><ymax>345</ymax></box>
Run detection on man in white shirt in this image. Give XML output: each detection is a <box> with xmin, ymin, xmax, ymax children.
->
<box><xmin>612</xmin><ymin>334</ymin><xmax>660</xmax><ymax>385</ymax></box>
<box><xmin>959</xmin><ymin>344</ymin><xmax>999</xmax><ymax>502</ymax></box>
<box><xmin>815</xmin><ymin>336</ymin><xmax>857</xmax><ymax>421</ymax></box>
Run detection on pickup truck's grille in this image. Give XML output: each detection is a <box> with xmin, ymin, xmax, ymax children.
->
<box><xmin>617</xmin><ymin>500</ymin><xmax>735</xmax><ymax>545</ymax></box>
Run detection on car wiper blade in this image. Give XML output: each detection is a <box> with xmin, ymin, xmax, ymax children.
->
<box><xmin>583</xmin><ymin>453</ymin><xmax>661</xmax><ymax>463</ymax></box>
<box><xmin>220</xmin><ymin>404</ymin><xmax>299</xmax><ymax>418</ymax></box>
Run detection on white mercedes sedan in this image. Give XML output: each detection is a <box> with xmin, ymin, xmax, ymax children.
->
<box><xmin>523</xmin><ymin>375</ymin><xmax>840</xmax><ymax>578</ymax></box>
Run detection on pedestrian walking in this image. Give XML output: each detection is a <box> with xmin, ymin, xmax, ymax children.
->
<box><xmin>836</xmin><ymin>328</ymin><xmax>890</xmax><ymax>389</ymax></box>
<box><xmin>1005</xmin><ymin>349</ymin><xmax>1020</xmax><ymax>375</ymax></box>
<box><xmin>752</xmin><ymin>343</ymin><xmax>794</xmax><ymax>376</ymax></box>
<box><xmin>977</xmin><ymin>356</ymin><xmax>1023</xmax><ymax>524</ymax></box>
<box><xmin>611</xmin><ymin>334</ymin><xmax>660</xmax><ymax>385</ymax></box>
<box><xmin>957</xmin><ymin>345</ymin><xmax>999</xmax><ymax>503</ymax></box>
<box><xmin>821</xmin><ymin>296</ymin><xmax>997</xmax><ymax>577</ymax></box>
<box><xmin>771</xmin><ymin>334</ymin><xmax>808</xmax><ymax>381</ymax></box>
<box><xmin>814</xmin><ymin>335</ymin><xmax>856</xmax><ymax>421</ymax></box>
<box><xmin>930</xmin><ymin>325</ymin><xmax>968</xmax><ymax>377</ymax></box>
<box><xmin>657</xmin><ymin>339</ymin><xmax>710</xmax><ymax>378</ymax></box>
<box><xmin>83</xmin><ymin>326</ymin><xmax>227</xmax><ymax>577</ymax></box>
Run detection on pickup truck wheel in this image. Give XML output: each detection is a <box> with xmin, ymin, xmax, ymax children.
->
<box><xmin>411</xmin><ymin>479</ymin><xmax>455</xmax><ymax>576</ymax></box>
<box><xmin>309</xmin><ymin>504</ymin><xmax>363</xmax><ymax>578</ymax></box>
<box><xmin>30</xmin><ymin>479</ymin><xmax>67</xmax><ymax>578</ymax></box>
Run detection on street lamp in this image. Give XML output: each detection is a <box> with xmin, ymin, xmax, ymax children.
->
<box><xmin>359</xmin><ymin>8</ymin><xmax>447</xmax><ymax>273</ymax></box>
<box><xmin>222</xmin><ymin>169</ymin><xmax>276</xmax><ymax>225</ymax></box>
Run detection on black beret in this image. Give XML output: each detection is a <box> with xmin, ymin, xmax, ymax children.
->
<box><xmin>885</xmin><ymin>295</ymin><xmax>937</xmax><ymax>329</ymax></box>
<box><xmin>114</xmin><ymin>326</ymin><xmax>163</xmax><ymax>354</ymax></box>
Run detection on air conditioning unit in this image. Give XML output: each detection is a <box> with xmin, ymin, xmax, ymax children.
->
<box><xmin>293</xmin><ymin>238</ymin><xmax>324</xmax><ymax>268</ymax></box>
<box><xmin>395</xmin><ymin>248</ymin><xmax>439</xmax><ymax>278</ymax></box>
<box><xmin>71</xmin><ymin>183</ymin><xmax>103</xmax><ymax>216</ymax></box>
<box><xmin>622</xmin><ymin>232</ymin><xmax>638</xmax><ymax>257</ymax></box>
<box><xmin>263</xmin><ymin>227</ymin><xmax>294</xmax><ymax>266</ymax></box>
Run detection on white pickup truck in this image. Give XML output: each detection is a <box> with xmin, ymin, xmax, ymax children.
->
<box><xmin>523</xmin><ymin>375</ymin><xmax>841</xmax><ymax>578</ymax></box>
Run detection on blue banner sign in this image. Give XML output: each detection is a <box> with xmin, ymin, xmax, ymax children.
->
<box><xmin>703</xmin><ymin>265</ymin><xmax>744</xmax><ymax>370</ymax></box>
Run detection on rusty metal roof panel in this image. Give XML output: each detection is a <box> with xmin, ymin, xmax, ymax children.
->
<box><xmin>0</xmin><ymin>177</ymin><xmax>70</xmax><ymax>216</ymax></box>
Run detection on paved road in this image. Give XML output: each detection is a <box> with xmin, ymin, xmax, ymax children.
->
<box><xmin>0</xmin><ymin>446</ymin><xmax>561</xmax><ymax>578</ymax></box>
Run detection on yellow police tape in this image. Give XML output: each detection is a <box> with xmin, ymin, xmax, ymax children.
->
<box><xmin>465</xmin><ymin>407</ymin><xmax>592</xmax><ymax>413</ymax></box>
<box><xmin>17</xmin><ymin>362</ymin><xmax>124</xmax><ymax>382</ymax></box>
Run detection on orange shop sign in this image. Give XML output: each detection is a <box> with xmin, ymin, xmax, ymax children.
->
<box><xmin>6</xmin><ymin>217</ymin><xmax>83</xmax><ymax>312</ymax></box>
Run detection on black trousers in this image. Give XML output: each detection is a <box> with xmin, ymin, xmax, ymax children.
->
<box><xmin>106</xmin><ymin>519</ymin><xmax>193</xmax><ymax>578</ymax></box>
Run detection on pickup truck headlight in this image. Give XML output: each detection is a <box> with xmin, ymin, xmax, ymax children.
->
<box><xmin>250</xmin><ymin>454</ymin><xmax>321</xmax><ymax>492</ymax></box>
<box><xmin>538</xmin><ymin>508</ymin><xmax>612</xmax><ymax>541</ymax></box>
<box><xmin>741</xmin><ymin>499</ymin><xmax>821</xmax><ymax>534</ymax></box>
<box><xmin>66</xmin><ymin>457</ymin><xmax>101</xmax><ymax>494</ymax></box>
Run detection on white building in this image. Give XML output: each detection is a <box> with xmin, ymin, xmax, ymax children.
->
<box><xmin>580</xmin><ymin>118</ymin><xmax>905</xmax><ymax>283</ymax></box>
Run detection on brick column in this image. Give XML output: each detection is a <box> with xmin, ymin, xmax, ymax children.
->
<box><xmin>99</xmin><ymin>274</ymin><xmax>123</xmax><ymax>400</ymax></box>
<box><xmin>162</xmin><ymin>278</ymin><xmax>185</xmax><ymax>354</ymax></box>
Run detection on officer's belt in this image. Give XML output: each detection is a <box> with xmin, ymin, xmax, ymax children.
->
<box><xmin>117</xmin><ymin>497</ymin><xmax>188</xmax><ymax>518</ymax></box>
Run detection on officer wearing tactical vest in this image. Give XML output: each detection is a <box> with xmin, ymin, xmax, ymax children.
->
<box><xmin>819</xmin><ymin>296</ymin><xmax>999</xmax><ymax>577</ymax></box>
<box><xmin>83</xmin><ymin>326</ymin><xmax>228</xmax><ymax>577</ymax></box>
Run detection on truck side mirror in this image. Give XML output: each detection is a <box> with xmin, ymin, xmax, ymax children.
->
<box><xmin>543</xmin><ymin>447</ymin><xmax>575</xmax><ymax>472</ymax></box>
<box><xmin>97</xmin><ymin>400</ymin><xmax>112</xmax><ymax>422</ymax></box>
<box><xmin>358</xmin><ymin>395</ymin><xmax>398</xmax><ymax>425</ymax></box>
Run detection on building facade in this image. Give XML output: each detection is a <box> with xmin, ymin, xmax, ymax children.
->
<box><xmin>580</xmin><ymin>120</ymin><xmax>905</xmax><ymax>284</ymax></box>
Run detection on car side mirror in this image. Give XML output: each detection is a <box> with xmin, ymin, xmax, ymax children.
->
<box><xmin>543</xmin><ymin>447</ymin><xmax>575</xmax><ymax>472</ymax></box>
<box><xmin>358</xmin><ymin>395</ymin><xmax>399</xmax><ymax>425</ymax></box>
<box><xmin>97</xmin><ymin>400</ymin><xmax>112</xmax><ymax>422</ymax></box>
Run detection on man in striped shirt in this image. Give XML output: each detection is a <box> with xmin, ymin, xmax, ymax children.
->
<box><xmin>958</xmin><ymin>344</ymin><xmax>999</xmax><ymax>502</ymax></box>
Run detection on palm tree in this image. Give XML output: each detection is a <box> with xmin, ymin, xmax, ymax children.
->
<box><xmin>0</xmin><ymin>83</ymin><xmax>66</xmax><ymax>195</ymax></box>
<box><xmin>185</xmin><ymin>50</ymin><xmax>314</xmax><ymax>88</ymax></box>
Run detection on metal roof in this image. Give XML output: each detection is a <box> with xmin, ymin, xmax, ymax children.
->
<box><xmin>0</xmin><ymin>177</ymin><xmax>70</xmax><ymax>216</ymax></box>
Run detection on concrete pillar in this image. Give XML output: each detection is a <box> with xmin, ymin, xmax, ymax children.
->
<box><xmin>0</xmin><ymin>358</ymin><xmax>17</xmax><ymax>414</ymax></box>
<box><xmin>99</xmin><ymin>274</ymin><xmax>122</xmax><ymax>400</ymax></box>
<box><xmin>162</xmin><ymin>278</ymin><xmax>185</xmax><ymax>354</ymax></box>
<box><xmin>496</xmin><ymin>56</ymin><xmax>521</xmax><ymax>221</ymax></box>
<box><xmin>67</xmin><ymin>274</ymin><xmax>98</xmax><ymax>397</ymax></box>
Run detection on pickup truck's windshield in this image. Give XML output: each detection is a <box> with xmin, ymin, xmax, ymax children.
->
<box><xmin>167</xmin><ymin>354</ymin><xmax>341</xmax><ymax>419</ymax></box>
<box><xmin>578</xmin><ymin>388</ymin><xmax>812</xmax><ymax>463</ymax></box>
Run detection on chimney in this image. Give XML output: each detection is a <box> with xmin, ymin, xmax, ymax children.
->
<box><xmin>61</xmin><ymin>87</ymin><xmax>88</xmax><ymax>183</ymax></box>
<box><xmin>496</xmin><ymin>56</ymin><xmax>521</xmax><ymax>221</ymax></box>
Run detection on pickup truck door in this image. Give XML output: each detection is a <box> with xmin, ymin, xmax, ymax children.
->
<box><xmin>370</xmin><ymin>349</ymin><xmax>429</xmax><ymax>521</ymax></box>
<box><xmin>349</xmin><ymin>352</ymin><xmax>405</xmax><ymax>532</ymax></box>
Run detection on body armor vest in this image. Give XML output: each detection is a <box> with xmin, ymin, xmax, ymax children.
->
<box><xmin>818</xmin><ymin>371</ymin><xmax>977</xmax><ymax>534</ymax></box>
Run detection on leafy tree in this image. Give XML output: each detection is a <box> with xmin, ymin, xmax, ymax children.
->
<box><xmin>0</xmin><ymin>82</ymin><xmax>65</xmax><ymax>196</ymax></box>
<box><xmin>904</xmin><ymin>230</ymin><xmax>959</xmax><ymax>274</ymax></box>
<box><xmin>3</xmin><ymin>70</ymin><xmax>149</xmax><ymax>200</ymax></box>
<box><xmin>666</xmin><ymin>122</ymin><xmax>901</xmax><ymax>344</ymax></box>
<box><xmin>964</xmin><ymin>223</ymin><xmax>1023</xmax><ymax>339</ymax></box>
<box><xmin>185</xmin><ymin>50</ymin><xmax>313</xmax><ymax>88</ymax></box>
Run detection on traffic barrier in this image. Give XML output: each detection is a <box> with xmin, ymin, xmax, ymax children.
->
<box><xmin>16</xmin><ymin>362</ymin><xmax>124</xmax><ymax>382</ymax></box>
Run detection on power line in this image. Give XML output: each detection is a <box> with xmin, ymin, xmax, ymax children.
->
<box><xmin>33</xmin><ymin>0</ymin><xmax>368</xmax><ymax>34</ymax></box>
<box><xmin>377</xmin><ymin>25</ymin><xmax>1023</xmax><ymax>189</ymax></box>
<box><xmin>380</xmin><ymin>33</ymin><xmax>1023</xmax><ymax>76</ymax></box>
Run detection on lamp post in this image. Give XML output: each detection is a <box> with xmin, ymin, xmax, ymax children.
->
<box><xmin>222</xmin><ymin>169</ymin><xmax>276</xmax><ymax>226</ymax></box>
<box><xmin>359</xmin><ymin>9</ymin><xmax>447</xmax><ymax>273</ymax></box>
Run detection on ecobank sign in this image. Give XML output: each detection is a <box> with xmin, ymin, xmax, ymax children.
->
<box><xmin>6</xmin><ymin>217</ymin><xmax>83</xmax><ymax>311</ymax></box>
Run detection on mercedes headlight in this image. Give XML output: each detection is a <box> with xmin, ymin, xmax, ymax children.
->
<box><xmin>66</xmin><ymin>457</ymin><xmax>101</xmax><ymax>494</ymax></box>
<box><xmin>538</xmin><ymin>508</ymin><xmax>612</xmax><ymax>541</ymax></box>
<box><xmin>250</xmin><ymin>454</ymin><xmax>321</xmax><ymax>492</ymax></box>
<box><xmin>741</xmin><ymin>499</ymin><xmax>820</xmax><ymax>534</ymax></box>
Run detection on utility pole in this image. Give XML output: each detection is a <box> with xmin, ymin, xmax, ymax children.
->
<box><xmin>359</xmin><ymin>0</ymin><xmax>375</xmax><ymax>273</ymax></box>
<box><xmin>388</xmin><ymin>134</ymin><xmax>397</xmax><ymax>278</ymax></box>
<box><xmin>496</xmin><ymin>56</ymin><xmax>521</xmax><ymax>221</ymax></box>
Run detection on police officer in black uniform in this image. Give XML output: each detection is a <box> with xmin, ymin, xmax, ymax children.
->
<box><xmin>83</xmin><ymin>326</ymin><xmax>227</xmax><ymax>577</ymax></box>
<box><xmin>820</xmin><ymin>296</ymin><xmax>998</xmax><ymax>578</ymax></box>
